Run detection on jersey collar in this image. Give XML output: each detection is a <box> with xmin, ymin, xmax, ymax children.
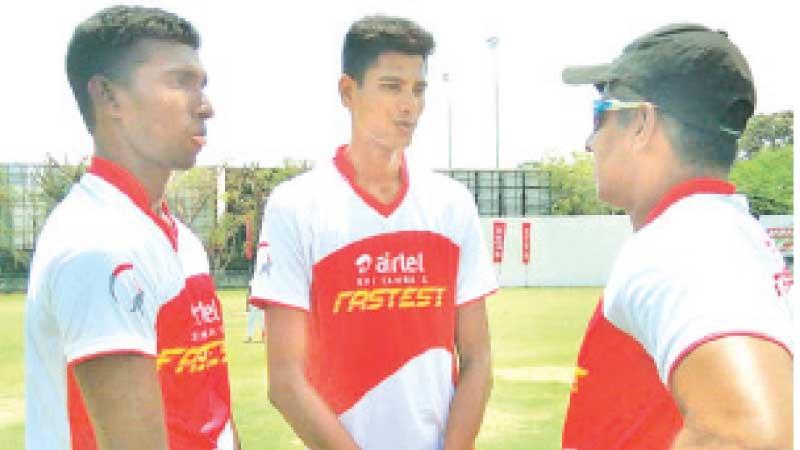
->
<box><xmin>333</xmin><ymin>144</ymin><xmax>409</xmax><ymax>217</ymax></box>
<box><xmin>644</xmin><ymin>177</ymin><xmax>736</xmax><ymax>226</ymax></box>
<box><xmin>87</xmin><ymin>156</ymin><xmax>178</xmax><ymax>250</ymax></box>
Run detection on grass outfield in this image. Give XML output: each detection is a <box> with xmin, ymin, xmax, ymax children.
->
<box><xmin>0</xmin><ymin>287</ymin><xmax>600</xmax><ymax>449</ymax></box>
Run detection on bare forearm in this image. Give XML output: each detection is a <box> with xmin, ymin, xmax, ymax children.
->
<box><xmin>443</xmin><ymin>357</ymin><xmax>492</xmax><ymax>450</ymax></box>
<box><xmin>75</xmin><ymin>355</ymin><xmax>167</xmax><ymax>450</ymax></box>
<box><xmin>269</xmin><ymin>377</ymin><xmax>360</xmax><ymax>450</ymax></box>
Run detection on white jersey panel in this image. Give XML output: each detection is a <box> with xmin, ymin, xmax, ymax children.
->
<box><xmin>338</xmin><ymin>349</ymin><xmax>454</xmax><ymax>450</ymax></box>
<box><xmin>604</xmin><ymin>193</ymin><xmax>794</xmax><ymax>384</ymax></box>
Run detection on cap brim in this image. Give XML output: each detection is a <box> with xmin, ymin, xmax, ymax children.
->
<box><xmin>562</xmin><ymin>64</ymin><xmax>612</xmax><ymax>86</ymax></box>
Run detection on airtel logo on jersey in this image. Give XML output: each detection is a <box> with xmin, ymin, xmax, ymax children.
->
<box><xmin>355</xmin><ymin>251</ymin><xmax>426</xmax><ymax>275</ymax></box>
<box><xmin>191</xmin><ymin>299</ymin><xmax>221</xmax><ymax>326</ymax></box>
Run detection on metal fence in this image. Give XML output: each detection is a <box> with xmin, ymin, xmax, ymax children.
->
<box><xmin>437</xmin><ymin>169</ymin><xmax>551</xmax><ymax>216</ymax></box>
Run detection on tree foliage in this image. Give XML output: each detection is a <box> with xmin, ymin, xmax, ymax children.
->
<box><xmin>165</xmin><ymin>160</ymin><xmax>307</xmax><ymax>272</ymax></box>
<box><xmin>532</xmin><ymin>152</ymin><xmax>621</xmax><ymax>215</ymax></box>
<box><xmin>36</xmin><ymin>154</ymin><xmax>88</xmax><ymax>208</ymax></box>
<box><xmin>217</xmin><ymin>159</ymin><xmax>311</xmax><ymax>271</ymax></box>
<box><xmin>729</xmin><ymin>145</ymin><xmax>793</xmax><ymax>215</ymax></box>
<box><xmin>738</xmin><ymin>111</ymin><xmax>793</xmax><ymax>159</ymax></box>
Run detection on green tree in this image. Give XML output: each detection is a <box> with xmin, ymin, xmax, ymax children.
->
<box><xmin>36</xmin><ymin>154</ymin><xmax>88</xmax><ymax>209</ymax></box>
<box><xmin>210</xmin><ymin>159</ymin><xmax>311</xmax><ymax>271</ymax></box>
<box><xmin>167</xmin><ymin>166</ymin><xmax>218</xmax><ymax>230</ymax></box>
<box><xmin>738</xmin><ymin>111</ymin><xmax>793</xmax><ymax>159</ymax></box>
<box><xmin>0</xmin><ymin>169</ymin><xmax>15</xmax><ymax>273</ymax></box>
<box><xmin>729</xmin><ymin>145</ymin><xmax>793</xmax><ymax>215</ymax></box>
<box><xmin>534</xmin><ymin>152</ymin><xmax>620</xmax><ymax>215</ymax></box>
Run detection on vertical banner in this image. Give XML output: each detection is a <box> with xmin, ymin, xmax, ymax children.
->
<box><xmin>522</xmin><ymin>221</ymin><xmax>531</xmax><ymax>265</ymax></box>
<box><xmin>492</xmin><ymin>220</ymin><xmax>507</xmax><ymax>263</ymax></box>
<box><xmin>244</xmin><ymin>216</ymin><xmax>254</xmax><ymax>260</ymax></box>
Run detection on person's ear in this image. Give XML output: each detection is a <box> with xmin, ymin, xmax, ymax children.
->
<box><xmin>631</xmin><ymin>103</ymin><xmax>657</xmax><ymax>151</ymax></box>
<box><xmin>87</xmin><ymin>75</ymin><xmax>122</xmax><ymax>119</ymax></box>
<box><xmin>339</xmin><ymin>74</ymin><xmax>356</xmax><ymax>109</ymax></box>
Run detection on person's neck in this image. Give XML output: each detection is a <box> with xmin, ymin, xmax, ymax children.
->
<box><xmin>94</xmin><ymin>140</ymin><xmax>171</xmax><ymax>214</ymax></box>
<box><xmin>346</xmin><ymin>136</ymin><xmax>405</xmax><ymax>204</ymax></box>
<box><xmin>627</xmin><ymin>162</ymin><xmax>727</xmax><ymax>231</ymax></box>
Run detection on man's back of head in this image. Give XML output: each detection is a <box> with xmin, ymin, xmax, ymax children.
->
<box><xmin>564</xmin><ymin>23</ymin><xmax>756</xmax><ymax>172</ymax></box>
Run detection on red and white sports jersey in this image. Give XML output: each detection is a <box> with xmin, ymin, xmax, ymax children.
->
<box><xmin>25</xmin><ymin>157</ymin><xmax>234</xmax><ymax>450</ymax></box>
<box><xmin>562</xmin><ymin>178</ymin><xmax>794</xmax><ymax>450</ymax></box>
<box><xmin>250</xmin><ymin>145</ymin><xmax>498</xmax><ymax>450</ymax></box>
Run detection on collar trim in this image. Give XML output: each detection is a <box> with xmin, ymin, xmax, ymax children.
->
<box><xmin>644</xmin><ymin>177</ymin><xmax>736</xmax><ymax>225</ymax></box>
<box><xmin>333</xmin><ymin>145</ymin><xmax>409</xmax><ymax>217</ymax></box>
<box><xmin>88</xmin><ymin>156</ymin><xmax>178</xmax><ymax>250</ymax></box>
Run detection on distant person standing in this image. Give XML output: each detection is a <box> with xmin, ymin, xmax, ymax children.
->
<box><xmin>249</xmin><ymin>15</ymin><xmax>497</xmax><ymax>450</ymax></box>
<box><xmin>25</xmin><ymin>6</ymin><xmax>238</xmax><ymax>449</ymax></box>
<box><xmin>561</xmin><ymin>24</ymin><xmax>793</xmax><ymax>449</ymax></box>
<box><xmin>245</xmin><ymin>281</ymin><xmax>265</xmax><ymax>343</ymax></box>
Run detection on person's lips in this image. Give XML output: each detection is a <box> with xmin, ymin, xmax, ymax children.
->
<box><xmin>191</xmin><ymin>127</ymin><xmax>207</xmax><ymax>147</ymax></box>
<box><xmin>395</xmin><ymin>120</ymin><xmax>416</xmax><ymax>131</ymax></box>
<box><xmin>191</xmin><ymin>135</ymin><xmax>207</xmax><ymax>147</ymax></box>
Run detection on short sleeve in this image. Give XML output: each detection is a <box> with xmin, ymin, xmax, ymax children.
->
<box><xmin>50</xmin><ymin>250</ymin><xmax>157</xmax><ymax>363</ymax></box>
<box><xmin>606</xmin><ymin>236</ymin><xmax>794</xmax><ymax>385</ymax></box>
<box><xmin>249</xmin><ymin>189</ymin><xmax>311</xmax><ymax>310</ymax></box>
<box><xmin>455</xmin><ymin>189</ymin><xmax>499</xmax><ymax>305</ymax></box>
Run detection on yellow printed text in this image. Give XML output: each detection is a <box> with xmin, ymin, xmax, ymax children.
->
<box><xmin>333</xmin><ymin>286</ymin><xmax>447</xmax><ymax>313</ymax></box>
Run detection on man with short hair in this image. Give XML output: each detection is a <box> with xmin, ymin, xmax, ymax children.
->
<box><xmin>25</xmin><ymin>6</ymin><xmax>238</xmax><ymax>449</ymax></box>
<box><xmin>250</xmin><ymin>15</ymin><xmax>497</xmax><ymax>450</ymax></box>
<box><xmin>561</xmin><ymin>24</ymin><xmax>793</xmax><ymax>449</ymax></box>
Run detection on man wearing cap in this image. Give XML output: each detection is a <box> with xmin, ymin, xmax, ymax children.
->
<box><xmin>560</xmin><ymin>24</ymin><xmax>793</xmax><ymax>449</ymax></box>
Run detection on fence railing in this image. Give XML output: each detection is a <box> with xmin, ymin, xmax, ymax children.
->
<box><xmin>1</xmin><ymin>271</ymin><xmax>253</xmax><ymax>294</ymax></box>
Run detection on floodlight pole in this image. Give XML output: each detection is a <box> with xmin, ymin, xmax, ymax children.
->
<box><xmin>443</xmin><ymin>72</ymin><xmax>453</xmax><ymax>169</ymax></box>
<box><xmin>487</xmin><ymin>36</ymin><xmax>500</xmax><ymax>169</ymax></box>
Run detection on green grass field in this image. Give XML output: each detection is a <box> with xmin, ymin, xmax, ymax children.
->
<box><xmin>0</xmin><ymin>287</ymin><xmax>600</xmax><ymax>450</ymax></box>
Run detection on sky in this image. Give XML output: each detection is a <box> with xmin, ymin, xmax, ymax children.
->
<box><xmin>0</xmin><ymin>0</ymin><xmax>796</xmax><ymax>169</ymax></box>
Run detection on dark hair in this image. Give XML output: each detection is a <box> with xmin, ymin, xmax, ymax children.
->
<box><xmin>66</xmin><ymin>5</ymin><xmax>200</xmax><ymax>132</ymax></box>
<box><xmin>661</xmin><ymin>115</ymin><xmax>740</xmax><ymax>170</ymax></box>
<box><xmin>342</xmin><ymin>15</ymin><xmax>435</xmax><ymax>85</ymax></box>
<box><xmin>613</xmin><ymin>99</ymin><xmax>744</xmax><ymax>171</ymax></box>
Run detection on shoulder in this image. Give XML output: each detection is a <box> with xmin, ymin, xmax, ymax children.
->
<box><xmin>607</xmin><ymin>193</ymin><xmax>772</xmax><ymax>306</ymax></box>
<box><xmin>267</xmin><ymin>163</ymin><xmax>337</xmax><ymax>209</ymax></box>
<box><xmin>627</xmin><ymin>194</ymin><xmax>760</xmax><ymax>268</ymax></box>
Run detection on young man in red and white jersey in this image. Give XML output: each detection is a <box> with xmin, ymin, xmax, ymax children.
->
<box><xmin>249</xmin><ymin>15</ymin><xmax>498</xmax><ymax>450</ymax></box>
<box><xmin>25</xmin><ymin>6</ymin><xmax>239</xmax><ymax>450</ymax></box>
<box><xmin>560</xmin><ymin>24</ymin><xmax>793</xmax><ymax>449</ymax></box>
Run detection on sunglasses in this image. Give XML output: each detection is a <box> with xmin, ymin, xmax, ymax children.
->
<box><xmin>592</xmin><ymin>98</ymin><xmax>654</xmax><ymax>131</ymax></box>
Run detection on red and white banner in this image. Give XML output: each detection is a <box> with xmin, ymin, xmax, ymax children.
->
<box><xmin>522</xmin><ymin>222</ymin><xmax>531</xmax><ymax>265</ymax></box>
<box><xmin>244</xmin><ymin>216</ymin><xmax>254</xmax><ymax>260</ymax></box>
<box><xmin>766</xmin><ymin>227</ymin><xmax>794</xmax><ymax>257</ymax></box>
<box><xmin>492</xmin><ymin>221</ymin><xmax>506</xmax><ymax>263</ymax></box>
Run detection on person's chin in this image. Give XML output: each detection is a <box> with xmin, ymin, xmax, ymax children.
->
<box><xmin>174</xmin><ymin>153</ymin><xmax>198</xmax><ymax>170</ymax></box>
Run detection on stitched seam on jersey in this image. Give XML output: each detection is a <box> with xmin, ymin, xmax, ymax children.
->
<box><xmin>666</xmin><ymin>331</ymin><xmax>793</xmax><ymax>386</ymax></box>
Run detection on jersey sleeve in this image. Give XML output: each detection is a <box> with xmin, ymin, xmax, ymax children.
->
<box><xmin>50</xmin><ymin>249</ymin><xmax>157</xmax><ymax>363</ymax></box>
<box><xmin>606</xmin><ymin>233</ymin><xmax>794</xmax><ymax>385</ymax></box>
<box><xmin>454</xmin><ymin>188</ymin><xmax>499</xmax><ymax>305</ymax></box>
<box><xmin>249</xmin><ymin>187</ymin><xmax>311</xmax><ymax>311</ymax></box>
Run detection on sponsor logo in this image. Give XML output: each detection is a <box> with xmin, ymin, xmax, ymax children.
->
<box><xmin>108</xmin><ymin>263</ymin><xmax>145</xmax><ymax>315</ymax></box>
<box><xmin>156</xmin><ymin>340</ymin><xmax>227</xmax><ymax>374</ymax></box>
<box><xmin>191</xmin><ymin>299</ymin><xmax>221</xmax><ymax>326</ymax></box>
<box><xmin>355</xmin><ymin>254</ymin><xmax>372</xmax><ymax>274</ymax></box>
<box><xmin>354</xmin><ymin>251</ymin><xmax>426</xmax><ymax>275</ymax></box>
<box><xmin>259</xmin><ymin>254</ymin><xmax>273</xmax><ymax>276</ymax></box>
<box><xmin>774</xmin><ymin>268</ymin><xmax>793</xmax><ymax>297</ymax></box>
<box><xmin>333</xmin><ymin>286</ymin><xmax>447</xmax><ymax>314</ymax></box>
